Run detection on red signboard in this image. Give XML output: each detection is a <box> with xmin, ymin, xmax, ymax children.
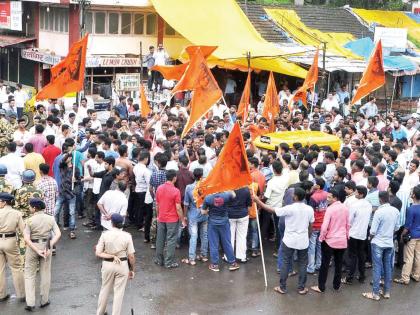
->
<box><xmin>0</xmin><ymin>1</ymin><xmax>11</xmax><ymax>27</ymax></box>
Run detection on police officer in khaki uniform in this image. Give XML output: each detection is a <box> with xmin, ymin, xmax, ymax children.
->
<box><xmin>96</xmin><ymin>213</ymin><xmax>135</xmax><ymax>315</ymax></box>
<box><xmin>0</xmin><ymin>192</ymin><xmax>25</xmax><ymax>302</ymax></box>
<box><xmin>23</xmin><ymin>198</ymin><xmax>61</xmax><ymax>311</ymax></box>
<box><xmin>0</xmin><ymin>164</ymin><xmax>13</xmax><ymax>194</ymax></box>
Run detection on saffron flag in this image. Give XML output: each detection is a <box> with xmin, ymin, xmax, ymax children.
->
<box><xmin>291</xmin><ymin>48</ymin><xmax>319</xmax><ymax>108</ymax></box>
<box><xmin>151</xmin><ymin>63</ymin><xmax>189</xmax><ymax>81</ymax></box>
<box><xmin>194</xmin><ymin>123</ymin><xmax>252</xmax><ymax>207</ymax></box>
<box><xmin>261</xmin><ymin>72</ymin><xmax>279</xmax><ymax>132</ymax></box>
<box><xmin>37</xmin><ymin>34</ymin><xmax>89</xmax><ymax>100</ymax></box>
<box><xmin>237</xmin><ymin>71</ymin><xmax>251</xmax><ymax>123</ymax></box>
<box><xmin>152</xmin><ymin>46</ymin><xmax>217</xmax><ymax>81</ymax></box>
<box><xmin>178</xmin><ymin>50</ymin><xmax>222</xmax><ymax>138</ymax></box>
<box><xmin>351</xmin><ymin>40</ymin><xmax>385</xmax><ymax>105</ymax></box>
<box><xmin>140</xmin><ymin>84</ymin><xmax>151</xmax><ymax>118</ymax></box>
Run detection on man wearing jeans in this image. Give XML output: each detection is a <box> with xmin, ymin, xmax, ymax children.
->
<box><xmin>363</xmin><ymin>191</ymin><xmax>399</xmax><ymax>301</ymax></box>
<box><xmin>55</xmin><ymin>153</ymin><xmax>80</xmax><ymax>239</ymax></box>
<box><xmin>203</xmin><ymin>191</ymin><xmax>240</xmax><ymax>272</ymax></box>
<box><xmin>254</xmin><ymin>187</ymin><xmax>314</xmax><ymax>295</ymax></box>
<box><xmin>154</xmin><ymin>170</ymin><xmax>186</xmax><ymax>269</ymax></box>
<box><xmin>183</xmin><ymin>168</ymin><xmax>208</xmax><ymax>265</ymax></box>
<box><xmin>307</xmin><ymin>178</ymin><xmax>328</xmax><ymax>274</ymax></box>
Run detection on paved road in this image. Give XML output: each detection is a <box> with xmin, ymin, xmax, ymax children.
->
<box><xmin>1</xmin><ymin>225</ymin><xmax>420</xmax><ymax>315</ymax></box>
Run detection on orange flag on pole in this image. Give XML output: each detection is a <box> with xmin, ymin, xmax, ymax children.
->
<box><xmin>37</xmin><ymin>34</ymin><xmax>88</xmax><ymax>100</ymax></box>
<box><xmin>152</xmin><ymin>46</ymin><xmax>217</xmax><ymax>82</ymax></box>
<box><xmin>140</xmin><ymin>84</ymin><xmax>151</xmax><ymax>118</ymax></box>
<box><xmin>177</xmin><ymin>49</ymin><xmax>222</xmax><ymax>138</ymax></box>
<box><xmin>237</xmin><ymin>71</ymin><xmax>251</xmax><ymax>123</ymax></box>
<box><xmin>151</xmin><ymin>63</ymin><xmax>189</xmax><ymax>81</ymax></box>
<box><xmin>262</xmin><ymin>72</ymin><xmax>279</xmax><ymax>132</ymax></box>
<box><xmin>194</xmin><ymin>123</ymin><xmax>252</xmax><ymax>207</ymax></box>
<box><xmin>291</xmin><ymin>48</ymin><xmax>319</xmax><ymax>108</ymax></box>
<box><xmin>351</xmin><ymin>40</ymin><xmax>385</xmax><ymax>105</ymax></box>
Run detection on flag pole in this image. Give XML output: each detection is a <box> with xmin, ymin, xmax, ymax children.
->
<box><xmin>389</xmin><ymin>75</ymin><xmax>397</xmax><ymax>113</ymax></box>
<box><xmin>253</xmin><ymin>190</ymin><xmax>268</xmax><ymax>288</ymax></box>
<box><xmin>310</xmin><ymin>84</ymin><xmax>316</xmax><ymax>116</ymax></box>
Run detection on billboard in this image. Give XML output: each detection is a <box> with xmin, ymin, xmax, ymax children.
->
<box><xmin>374</xmin><ymin>27</ymin><xmax>407</xmax><ymax>52</ymax></box>
<box><xmin>0</xmin><ymin>1</ymin><xmax>22</xmax><ymax>31</ymax></box>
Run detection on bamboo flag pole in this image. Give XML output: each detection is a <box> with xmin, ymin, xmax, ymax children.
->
<box><xmin>252</xmin><ymin>189</ymin><xmax>268</xmax><ymax>288</ymax></box>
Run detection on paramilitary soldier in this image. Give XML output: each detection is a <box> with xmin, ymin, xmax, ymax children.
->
<box><xmin>23</xmin><ymin>198</ymin><xmax>61</xmax><ymax>311</ymax></box>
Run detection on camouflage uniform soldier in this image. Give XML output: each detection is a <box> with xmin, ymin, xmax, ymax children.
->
<box><xmin>8</xmin><ymin>113</ymin><xmax>18</xmax><ymax>131</ymax></box>
<box><xmin>14</xmin><ymin>170</ymin><xmax>43</xmax><ymax>257</ymax></box>
<box><xmin>0</xmin><ymin>164</ymin><xmax>13</xmax><ymax>194</ymax></box>
<box><xmin>14</xmin><ymin>170</ymin><xmax>43</xmax><ymax>219</ymax></box>
<box><xmin>0</xmin><ymin>109</ymin><xmax>13</xmax><ymax>157</ymax></box>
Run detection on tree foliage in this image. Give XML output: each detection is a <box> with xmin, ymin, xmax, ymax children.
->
<box><xmin>304</xmin><ymin>0</ymin><xmax>413</xmax><ymax>10</ymax></box>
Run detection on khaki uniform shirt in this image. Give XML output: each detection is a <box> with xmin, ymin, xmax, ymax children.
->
<box><xmin>24</xmin><ymin>211</ymin><xmax>60</xmax><ymax>239</ymax></box>
<box><xmin>0</xmin><ymin>205</ymin><xmax>24</xmax><ymax>233</ymax></box>
<box><xmin>96</xmin><ymin>228</ymin><xmax>135</xmax><ymax>258</ymax></box>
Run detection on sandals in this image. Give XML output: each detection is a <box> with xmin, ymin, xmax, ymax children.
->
<box><xmin>362</xmin><ymin>292</ymin><xmax>380</xmax><ymax>301</ymax></box>
<box><xmin>69</xmin><ymin>231</ymin><xmax>76</xmax><ymax>239</ymax></box>
<box><xmin>310</xmin><ymin>286</ymin><xmax>323</xmax><ymax>293</ymax></box>
<box><xmin>298</xmin><ymin>288</ymin><xmax>309</xmax><ymax>295</ymax></box>
<box><xmin>393</xmin><ymin>278</ymin><xmax>409</xmax><ymax>285</ymax></box>
<box><xmin>252</xmin><ymin>251</ymin><xmax>261</xmax><ymax>258</ymax></box>
<box><xmin>196</xmin><ymin>255</ymin><xmax>209</xmax><ymax>262</ymax></box>
<box><xmin>181</xmin><ymin>258</ymin><xmax>196</xmax><ymax>266</ymax></box>
<box><xmin>341</xmin><ymin>278</ymin><xmax>353</xmax><ymax>285</ymax></box>
<box><xmin>274</xmin><ymin>286</ymin><xmax>286</xmax><ymax>294</ymax></box>
<box><xmin>288</xmin><ymin>271</ymin><xmax>298</xmax><ymax>277</ymax></box>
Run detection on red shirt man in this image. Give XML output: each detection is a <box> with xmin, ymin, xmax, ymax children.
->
<box><xmin>42</xmin><ymin>135</ymin><xmax>61</xmax><ymax>176</ymax></box>
<box><xmin>156</xmin><ymin>173</ymin><xmax>183</xmax><ymax>223</ymax></box>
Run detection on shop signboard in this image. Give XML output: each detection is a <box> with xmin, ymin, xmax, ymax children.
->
<box><xmin>21</xmin><ymin>49</ymin><xmax>62</xmax><ymax>65</ymax></box>
<box><xmin>116</xmin><ymin>73</ymin><xmax>140</xmax><ymax>91</ymax></box>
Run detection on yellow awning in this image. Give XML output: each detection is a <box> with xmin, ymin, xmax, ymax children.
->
<box><xmin>265</xmin><ymin>8</ymin><xmax>361</xmax><ymax>60</ymax></box>
<box><xmin>353</xmin><ymin>9</ymin><xmax>420</xmax><ymax>48</ymax></box>
<box><xmin>151</xmin><ymin>0</ymin><xmax>307</xmax><ymax>78</ymax></box>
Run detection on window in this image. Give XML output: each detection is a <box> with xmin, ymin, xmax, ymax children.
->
<box><xmin>108</xmin><ymin>13</ymin><xmax>119</xmax><ymax>34</ymax></box>
<box><xmin>85</xmin><ymin>12</ymin><xmax>93</xmax><ymax>33</ymax></box>
<box><xmin>40</xmin><ymin>7</ymin><xmax>44</xmax><ymax>29</ymax></box>
<box><xmin>165</xmin><ymin>22</ymin><xmax>176</xmax><ymax>36</ymax></box>
<box><xmin>54</xmin><ymin>9</ymin><xmax>60</xmax><ymax>31</ymax></box>
<box><xmin>121</xmin><ymin>13</ymin><xmax>131</xmax><ymax>34</ymax></box>
<box><xmin>95</xmin><ymin>12</ymin><xmax>105</xmax><ymax>34</ymax></box>
<box><xmin>134</xmin><ymin>13</ymin><xmax>144</xmax><ymax>34</ymax></box>
<box><xmin>40</xmin><ymin>6</ymin><xmax>68</xmax><ymax>33</ymax></box>
<box><xmin>146</xmin><ymin>13</ymin><xmax>156</xmax><ymax>35</ymax></box>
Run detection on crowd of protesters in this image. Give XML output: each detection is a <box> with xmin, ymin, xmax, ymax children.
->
<box><xmin>0</xmin><ymin>77</ymin><xmax>419</xmax><ymax>313</ymax></box>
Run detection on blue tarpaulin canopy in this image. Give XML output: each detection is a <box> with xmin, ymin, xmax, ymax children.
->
<box><xmin>344</xmin><ymin>37</ymin><xmax>417</xmax><ymax>72</ymax></box>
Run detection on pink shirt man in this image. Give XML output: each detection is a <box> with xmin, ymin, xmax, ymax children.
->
<box><xmin>319</xmin><ymin>201</ymin><xmax>350</xmax><ymax>249</ymax></box>
<box><xmin>377</xmin><ymin>174</ymin><xmax>390</xmax><ymax>192</ymax></box>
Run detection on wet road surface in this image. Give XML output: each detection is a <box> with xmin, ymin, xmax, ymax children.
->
<box><xmin>1</xmin><ymin>225</ymin><xmax>420</xmax><ymax>315</ymax></box>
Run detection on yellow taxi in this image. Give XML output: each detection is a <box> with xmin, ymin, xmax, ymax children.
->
<box><xmin>253</xmin><ymin>130</ymin><xmax>342</xmax><ymax>153</ymax></box>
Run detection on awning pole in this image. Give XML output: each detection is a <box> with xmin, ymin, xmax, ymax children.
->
<box><xmin>327</xmin><ymin>72</ymin><xmax>330</xmax><ymax>95</ymax></box>
<box><xmin>410</xmin><ymin>75</ymin><xmax>414</xmax><ymax>100</ymax></box>
<box><xmin>389</xmin><ymin>75</ymin><xmax>397</xmax><ymax>113</ymax></box>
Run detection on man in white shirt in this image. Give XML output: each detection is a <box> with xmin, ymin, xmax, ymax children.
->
<box><xmin>0</xmin><ymin>142</ymin><xmax>25</xmax><ymax>189</ymax></box>
<box><xmin>201</xmin><ymin>134</ymin><xmax>217</xmax><ymax>167</ymax></box>
<box><xmin>321</xmin><ymin>93</ymin><xmax>339</xmax><ymax>112</ymax></box>
<box><xmin>13</xmin><ymin>84</ymin><xmax>27</xmax><ymax>119</ymax></box>
<box><xmin>254</xmin><ymin>187</ymin><xmax>314</xmax><ymax>295</ymax></box>
<box><xmin>89</xmin><ymin>110</ymin><xmax>102</xmax><ymax>132</ymax></box>
<box><xmin>13</xmin><ymin>118</ymin><xmax>31</xmax><ymax>156</ymax></box>
<box><xmin>224</xmin><ymin>76</ymin><xmax>237</xmax><ymax>105</ymax></box>
<box><xmin>97</xmin><ymin>181</ymin><xmax>128</xmax><ymax>230</ymax></box>
<box><xmin>211</xmin><ymin>101</ymin><xmax>228</xmax><ymax>119</ymax></box>
<box><xmin>132</xmin><ymin>150</ymin><xmax>153</xmax><ymax>232</ymax></box>
<box><xmin>343</xmin><ymin>186</ymin><xmax>372</xmax><ymax>284</ymax></box>
<box><xmin>77</xmin><ymin>98</ymin><xmax>89</xmax><ymax>121</ymax></box>
<box><xmin>153</xmin><ymin>44</ymin><xmax>169</xmax><ymax>92</ymax></box>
